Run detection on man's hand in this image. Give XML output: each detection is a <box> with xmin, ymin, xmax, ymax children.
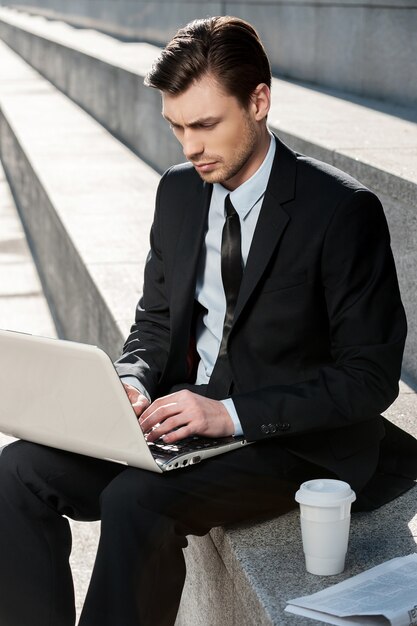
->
<box><xmin>139</xmin><ymin>390</ymin><xmax>235</xmax><ymax>443</ymax></box>
<box><xmin>122</xmin><ymin>383</ymin><xmax>151</xmax><ymax>418</ymax></box>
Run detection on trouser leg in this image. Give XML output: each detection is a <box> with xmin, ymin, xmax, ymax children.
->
<box><xmin>80</xmin><ymin>486</ymin><xmax>188</xmax><ymax>626</ymax></box>
<box><xmin>0</xmin><ymin>438</ymin><xmax>332</xmax><ymax>626</ymax></box>
<box><xmin>80</xmin><ymin>438</ymin><xmax>331</xmax><ymax>626</ymax></box>
<box><xmin>0</xmin><ymin>441</ymin><xmax>124</xmax><ymax>626</ymax></box>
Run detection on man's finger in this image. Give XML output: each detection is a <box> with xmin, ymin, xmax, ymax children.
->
<box><xmin>122</xmin><ymin>383</ymin><xmax>150</xmax><ymax>417</ymax></box>
<box><xmin>140</xmin><ymin>401</ymin><xmax>179</xmax><ymax>432</ymax></box>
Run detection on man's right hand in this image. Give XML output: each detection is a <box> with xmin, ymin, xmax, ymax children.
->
<box><xmin>122</xmin><ymin>383</ymin><xmax>150</xmax><ymax>418</ymax></box>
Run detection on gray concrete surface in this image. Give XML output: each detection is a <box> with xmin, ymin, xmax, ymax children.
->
<box><xmin>176</xmin><ymin>384</ymin><xmax>417</xmax><ymax>625</ymax></box>
<box><xmin>0</xmin><ymin>36</ymin><xmax>159</xmax><ymax>359</ymax></box>
<box><xmin>0</xmin><ymin>16</ymin><xmax>416</xmax><ymax>625</ymax></box>
<box><xmin>2</xmin><ymin>9</ymin><xmax>417</xmax><ymax>185</ymax></box>
<box><xmin>0</xmin><ymin>160</ymin><xmax>55</xmax><ymax>337</ymax></box>
<box><xmin>3</xmin><ymin>0</ymin><xmax>417</xmax><ymax>107</ymax></box>
<box><xmin>0</xmin><ymin>8</ymin><xmax>416</xmax><ymax>380</ymax></box>
<box><xmin>0</xmin><ymin>161</ymin><xmax>99</xmax><ymax>624</ymax></box>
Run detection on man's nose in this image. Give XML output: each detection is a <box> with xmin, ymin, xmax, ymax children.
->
<box><xmin>182</xmin><ymin>131</ymin><xmax>204</xmax><ymax>160</ymax></box>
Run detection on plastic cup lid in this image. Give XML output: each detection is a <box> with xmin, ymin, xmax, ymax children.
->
<box><xmin>295</xmin><ymin>479</ymin><xmax>356</xmax><ymax>507</ymax></box>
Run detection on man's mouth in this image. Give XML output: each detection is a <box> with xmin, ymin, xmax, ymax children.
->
<box><xmin>193</xmin><ymin>161</ymin><xmax>218</xmax><ymax>172</ymax></box>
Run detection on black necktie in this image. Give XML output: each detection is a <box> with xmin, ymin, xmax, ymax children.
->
<box><xmin>207</xmin><ymin>195</ymin><xmax>243</xmax><ymax>399</ymax></box>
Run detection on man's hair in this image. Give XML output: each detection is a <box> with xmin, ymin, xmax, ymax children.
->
<box><xmin>144</xmin><ymin>16</ymin><xmax>271</xmax><ymax>107</ymax></box>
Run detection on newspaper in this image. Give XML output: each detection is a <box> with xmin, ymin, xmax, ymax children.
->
<box><xmin>285</xmin><ymin>554</ymin><xmax>417</xmax><ymax>626</ymax></box>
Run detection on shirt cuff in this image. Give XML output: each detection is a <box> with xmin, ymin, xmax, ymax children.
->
<box><xmin>221</xmin><ymin>398</ymin><xmax>244</xmax><ymax>437</ymax></box>
<box><xmin>119</xmin><ymin>375</ymin><xmax>151</xmax><ymax>402</ymax></box>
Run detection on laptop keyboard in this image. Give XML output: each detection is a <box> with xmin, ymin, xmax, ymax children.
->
<box><xmin>148</xmin><ymin>435</ymin><xmax>236</xmax><ymax>460</ymax></box>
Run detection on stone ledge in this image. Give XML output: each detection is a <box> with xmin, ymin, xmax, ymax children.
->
<box><xmin>0</xmin><ymin>20</ymin><xmax>416</xmax><ymax>626</ymax></box>
<box><xmin>5</xmin><ymin>0</ymin><xmax>417</xmax><ymax>107</ymax></box>
<box><xmin>178</xmin><ymin>481</ymin><xmax>416</xmax><ymax>625</ymax></box>
<box><xmin>1</xmin><ymin>7</ymin><xmax>416</xmax><ymax>201</ymax></box>
<box><xmin>0</xmin><ymin>39</ymin><xmax>158</xmax><ymax>359</ymax></box>
<box><xmin>177</xmin><ymin>384</ymin><xmax>417</xmax><ymax>625</ymax></box>
<box><xmin>1</xmin><ymin>7</ymin><xmax>417</xmax><ymax>380</ymax></box>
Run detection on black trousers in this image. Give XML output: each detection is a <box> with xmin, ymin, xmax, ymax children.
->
<box><xmin>0</xmin><ymin>439</ymin><xmax>332</xmax><ymax>626</ymax></box>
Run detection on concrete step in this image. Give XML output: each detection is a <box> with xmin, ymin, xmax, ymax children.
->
<box><xmin>1</xmin><ymin>8</ymin><xmax>416</xmax><ymax>196</ymax></box>
<box><xmin>0</xmin><ymin>37</ymin><xmax>159</xmax><ymax>360</ymax></box>
<box><xmin>0</xmin><ymin>13</ymin><xmax>416</xmax><ymax>626</ymax></box>
<box><xmin>5</xmin><ymin>0</ymin><xmax>417</xmax><ymax>109</ymax></box>
<box><xmin>0</xmin><ymin>6</ymin><xmax>178</xmax><ymax>173</ymax></box>
<box><xmin>0</xmin><ymin>161</ymin><xmax>98</xmax><ymax>625</ymax></box>
<box><xmin>177</xmin><ymin>416</ymin><xmax>416</xmax><ymax>625</ymax></box>
<box><xmin>0</xmin><ymin>6</ymin><xmax>416</xmax><ymax>381</ymax></box>
<box><xmin>0</xmin><ymin>159</ymin><xmax>55</xmax><ymax>337</ymax></box>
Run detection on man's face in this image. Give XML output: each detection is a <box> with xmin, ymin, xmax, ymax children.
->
<box><xmin>162</xmin><ymin>74</ymin><xmax>267</xmax><ymax>190</ymax></box>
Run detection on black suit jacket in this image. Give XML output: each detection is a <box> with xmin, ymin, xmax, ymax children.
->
<box><xmin>116</xmin><ymin>137</ymin><xmax>416</xmax><ymax>502</ymax></box>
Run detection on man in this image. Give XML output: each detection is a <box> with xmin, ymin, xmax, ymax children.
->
<box><xmin>0</xmin><ymin>15</ymin><xmax>416</xmax><ymax>626</ymax></box>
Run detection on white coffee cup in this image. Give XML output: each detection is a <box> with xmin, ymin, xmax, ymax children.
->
<box><xmin>295</xmin><ymin>479</ymin><xmax>356</xmax><ymax>576</ymax></box>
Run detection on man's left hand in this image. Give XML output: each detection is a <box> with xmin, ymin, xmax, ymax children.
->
<box><xmin>139</xmin><ymin>390</ymin><xmax>234</xmax><ymax>443</ymax></box>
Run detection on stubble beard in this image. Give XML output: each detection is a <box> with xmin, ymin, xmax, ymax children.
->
<box><xmin>193</xmin><ymin>116</ymin><xmax>258</xmax><ymax>186</ymax></box>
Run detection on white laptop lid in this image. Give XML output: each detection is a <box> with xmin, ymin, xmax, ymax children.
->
<box><xmin>0</xmin><ymin>329</ymin><xmax>161</xmax><ymax>472</ymax></box>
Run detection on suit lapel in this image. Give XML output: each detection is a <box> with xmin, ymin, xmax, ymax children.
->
<box><xmin>234</xmin><ymin>137</ymin><xmax>297</xmax><ymax>323</ymax></box>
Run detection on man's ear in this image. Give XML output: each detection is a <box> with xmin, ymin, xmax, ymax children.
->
<box><xmin>251</xmin><ymin>83</ymin><xmax>271</xmax><ymax>121</ymax></box>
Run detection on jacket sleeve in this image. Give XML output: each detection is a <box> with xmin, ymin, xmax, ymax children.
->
<box><xmin>232</xmin><ymin>190</ymin><xmax>407</xmax><ymax>441</ymax></box>
<box><xmin>114</xmin><ymin>173</ymin><xmax>171</xmax><ymax>400</ymax></box>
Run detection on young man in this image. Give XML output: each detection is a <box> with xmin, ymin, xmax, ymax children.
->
<box><xmin>0</xmin><ymin>16</ymin><xmax>416</xmax><ymax>626</ymax></box>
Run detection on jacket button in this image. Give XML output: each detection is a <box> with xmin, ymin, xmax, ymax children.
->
<box><xmin>261</xmin><ymin>424</ymin><xmax>270</xmax><ymax>434</ymax></box>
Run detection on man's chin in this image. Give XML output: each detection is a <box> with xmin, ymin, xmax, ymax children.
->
<box><xmin>193</xmin><ymin>166</ymin><xmax>226</xmax><ymax>185</ymax></box>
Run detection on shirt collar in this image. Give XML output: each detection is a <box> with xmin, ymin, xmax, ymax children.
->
<box><xmin>213</xmin><ymin>132</ymin><xmax>276</xmax><ymax>220</ymax></box>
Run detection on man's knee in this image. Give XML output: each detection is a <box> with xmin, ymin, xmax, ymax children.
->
<box><xmin>0</xmin><ymin>441</ymin><xmax>29</xmax><ymax>477</ymax></box>
<box><xmin>0</xmin><ymin>440</ymin><xmax>54</xmax><ymax>479</ymax></box>
<box><xmin>0</xmin><ymin>444</ymin><xmax>13</xmax><ymax>488</ymax></box>
<box><xmin>99</xmin><ymin>468</ymin><xmax>161</xmax><ymax>517</ymax></box>
<box><xmin>0</xmin><ymin>441</ymin><xmax>38</xmax><ymax>503</ymax></box>
<box><xmin>99</xmin><ymin>469</ymin><xmax>186</xmax><ymax>530</ymax></box>
<box><xmin>99</xmin><ymin>469</ymin><xmax>189</xmax><ymax>562</ymax></box>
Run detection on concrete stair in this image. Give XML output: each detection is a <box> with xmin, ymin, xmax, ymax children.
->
<box><xmin>0</xmin><ymin>6</ymin><xmax>416</xmax><ymax>379</ymax></box>
<box><xmin>0</xmin><ymin>31</ymin><xmax>159</xmax><ymax>359</ymax></box>
<box><xmin>0</xmin><ymin>161</ymin><xmax>98</xmax><ymax>624</ymax></box>
<box><xmin>0</xmin><ymin>8</ymin><xmax>416</xmax><ymax>625</ymax></box>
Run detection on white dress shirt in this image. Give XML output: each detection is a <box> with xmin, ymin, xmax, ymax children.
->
<box><xmin>123</xmin><ymin>133</ymin><xmax>276</xmax><ymax>437</ymax></box>
<box><xmin>194</xmin><ymin>133</ymin><xmax>276</xmax><ymax>435</ymax></box>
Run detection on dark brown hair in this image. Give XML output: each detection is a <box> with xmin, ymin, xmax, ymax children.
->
<box><xmin>144</xmin><ymin>16</ymin><xmax>271</xmax><ymax>107</ymax></box>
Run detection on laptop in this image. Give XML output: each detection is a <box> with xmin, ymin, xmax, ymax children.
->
<box><xmin>0</xmin><ymin>329</ymin><xmax>250</xmax><ymax>472</ymax></box>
